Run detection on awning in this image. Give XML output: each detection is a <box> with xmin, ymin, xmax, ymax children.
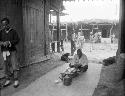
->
<box><xmin>50</xmin><ymin>0</ymin><xmax>64</xmax><ymax>11</ymax></box>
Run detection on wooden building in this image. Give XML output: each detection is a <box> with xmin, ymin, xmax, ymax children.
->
<box><xmin>0</xmin><ymin>0</ymin><xmax>63</xmax><ymax>67</ymax></box>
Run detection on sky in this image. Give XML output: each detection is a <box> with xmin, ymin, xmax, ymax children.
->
<box><xmin>50</xmin><ymin>0</ymin><xmax>120</xmax><ymax>23</ymax></box>
<box><xmin>60</xmin><ymin>0</ymin><xmax>120</xmax><ymax>22</ymax></box>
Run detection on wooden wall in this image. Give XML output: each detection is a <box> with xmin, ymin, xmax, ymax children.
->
<box><xmin>22</xmin><ymin>0</ymin><xmax>50</xmax><ymax>65</ymax></box>
<box><xmin>0</xmin><ymin>0</ymin><xmax>61</xmax><ymax>66</ymax></box>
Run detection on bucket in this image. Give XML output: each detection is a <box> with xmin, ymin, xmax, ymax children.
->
<box><xmin>63</xmin><ymin>75</ymin><xmax>72</xmax><ymax>86</ymax></box>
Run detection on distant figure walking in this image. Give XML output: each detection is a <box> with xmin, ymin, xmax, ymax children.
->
<box><xmin>90</xmin><ymin>32</ymin><xmax>94</xmax><ymax>51</ymax></box>
<box><xmin>77</xmin><ymin>32</ymin><xmax>85</xmax><ymax>49</ymax></box>
<box><xmin>111</xmin><ymin>33</ymin><xmax>115</xmax><ymax>43</ymax></box>
<box><xmin>71</xmin><ymin>33</ymin><xmax>76</xmax><ymax>56</ymax></box>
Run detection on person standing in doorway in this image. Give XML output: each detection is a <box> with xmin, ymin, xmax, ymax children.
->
<box><xmin>0</xmin><ymin>18</ymin><xmax>20</xmax><ymax>88</ymax></box>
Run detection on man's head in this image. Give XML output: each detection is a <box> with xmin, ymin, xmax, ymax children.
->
<box><xmin>1</xmin><ymin>18</ymin><xmax>10</xmax><ymax>29</ymax></box>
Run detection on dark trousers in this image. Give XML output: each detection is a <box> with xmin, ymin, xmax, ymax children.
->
<box><xmin>70</xmin><ymin>64</ymin><xmax>88</xmax><ymax>72</ymax></box>
<box><xmin>60</xmin><ymin>40</ymin><xmax>64</xmax><ymax>51</ymax></box>
<box><xmin>79</xmin><ymin>65</ymin><xmax>88</xmax><ymax>72</ymax></box>
<box><xmin>2</xmin><ymin>51</ymin><xmax>19</xmax><ymax>80</ymax></box>
<box><xmin>71</xmin><ymin>40</ymin><xmax>76</xmax><ymax>56</ymax></box>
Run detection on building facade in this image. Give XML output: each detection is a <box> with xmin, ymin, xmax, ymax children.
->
<box><xmin>0</xmin><ymin>0</ymin><xmax>62</xmax><ymax>66</ymax></box>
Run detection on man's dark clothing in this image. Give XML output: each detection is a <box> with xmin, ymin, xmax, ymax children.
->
<box><xmin>0</xmin><ymin>28</ymin><xmax>20</xmax><ymax>80</ymax></box>
<box><xmin>0</xmin><ymin>28</ymin><xmax>20</xmax><ymax>52</ymax></box>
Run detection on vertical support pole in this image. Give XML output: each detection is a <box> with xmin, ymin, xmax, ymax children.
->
<box><xmin>65</xmin><ymin>23</ymin><xmax>68</xmax><ymax>42</ymax></box>
<box><xmin>120</xmin><ymin>0</ymin><xmax>125</xmax><ymax>53</ymax></box>
<box><xmin>57</xmin><ymin>11</ymin><xmax>60</xmax><ymax>52</ymax></box>
<box><xmin>44</xmin><ymin>0</ymin><xmax>47</xmax><ymax>55</ymax></box>
<box><xmin>109</xmin><ymin>24</ymin><xmax>113</xmax><ymax>38</ymax></box>
<box><xmin>116</xmin><ymin>0</ymin><xmax>125</xmax><ymax>80</ymax></box>
<box><xmin>120</xmin><ymin>0</ymin><xmax>125</xmax><ymax>79</ymax></box>
<box><xmin>81</xmin><ymin>24</ymin><xmax>82</xmax><ymax>34</ymax></box>
<box><xmin>71</xmin><ymin>23</ymin><xmax>76</xmax><ymax>56</ymax></box>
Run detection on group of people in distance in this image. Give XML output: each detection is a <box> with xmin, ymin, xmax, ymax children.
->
<box><xmin>71</xmin><ymin>32</ymin><xmax>85</xmax><ymax>56</ymax></box>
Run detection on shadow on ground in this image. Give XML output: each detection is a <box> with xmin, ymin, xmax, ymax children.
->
<box><xmin>1</xmin><ymin>53</ymin><xmax>65</xmax><ymax>96</ymax></box>
<box><xmin>93</xmin><ymin>63</ymin><xmax>125</xmax><ymax>96</ymax></box>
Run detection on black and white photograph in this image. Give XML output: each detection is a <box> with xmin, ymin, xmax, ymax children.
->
<box><xmin>0</xmin><ymin>0</ymin><xmax>124</xmax><ymax>96</ymax></box>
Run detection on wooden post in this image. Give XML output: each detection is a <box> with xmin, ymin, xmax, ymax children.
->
<box><xmin>44</xmin><ymin>0</ymin><xmax>47</xmax><ymax>55</ymax></box>
<box><xmin>109</xmin><ymin>24</ymin><xmax>113</xmax><ymax>38</ymax></box>
<box><xmin>120</xmin><ymin>0</ymin><xmax>125</xmax><ymax>53</ymax></box>
<box><xmin>116</xmin><ymin>0</ymin><xmax>125</xmax><ymax>80</ymax></box>
<box><xmin>65</xmin><ymin>23</ymin><xmax>68</xmax><ymax>42</ymax></box>
<box><xmin>120</xmin><ymin>0</ymin><xmax>125</xmax><ymax>79</ymax></box>
<box><xmin>56</xmin><ymin>11</ymin><xmax>60</xmax><ymax>52</ymax></box>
